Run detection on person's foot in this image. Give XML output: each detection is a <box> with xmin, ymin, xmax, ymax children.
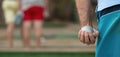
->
<box><xmin>23</xmin><ymin>38</ymin><xmax>30</xmax><ymax>48</ymax></box>
<box><xmin>36</xmin><ymin>37</ymin><xmax>46</xmax><ymax>48</ymax></box>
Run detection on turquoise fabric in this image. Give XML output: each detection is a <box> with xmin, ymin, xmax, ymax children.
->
<box><xmin>96</xmin><ymin>10</ymin><xmax>120</xmax><ymax>57</ymax></box>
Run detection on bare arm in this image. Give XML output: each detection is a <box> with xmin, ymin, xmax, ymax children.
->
<box><xmin>75</xmin><ymin>0</ymin><xmax>98</xmax><ymax>45</ymax></box>
<box><xmin>43</xmin><ymin>0</ymin><xmax>49</xmax><ymax>18</ymax></box>
<box><xmin>17</xmin><ymin>0</ymin><xmax>21</xmax><ymax>10</ymax></box>
<box><xmin>43</xmin><ymin>0</ymin><xmax>49</xmax><ymax>11</ymax></box>
<box><xmin>75</xmin><ymin>0</ymin><xmax>92</xmax><ymax>27</ymax></box>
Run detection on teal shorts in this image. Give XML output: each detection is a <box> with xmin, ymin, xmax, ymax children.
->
<box><xmin>96</xmin><ymin>5</ymin><xmax>120</xmax><ymax>57</ymax></box>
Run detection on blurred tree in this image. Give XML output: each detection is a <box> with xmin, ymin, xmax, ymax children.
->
<box><xmin>47</xmin><ymin>0</ymin><xmax>73</xmax><ymax>22</ymax></box>
<box><xmin>0</xmin><ymin>0</ymin><xmax>4</xmax><ymax>24</ymax></box>
<box><xmin>47</xmin><ymin>0</ymin><xmax>97</xmax><ymax>22</ymax></box>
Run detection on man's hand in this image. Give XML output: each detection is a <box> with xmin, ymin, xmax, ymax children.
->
<box><xmin>78</xmin><ymin>28</ymin><xmax>99</xmax><ymax>45</ymax></box>
<box><xmin>75</xmin><ymin>0</ymin><xmax>98</xmax><ymax>45</ymax></box>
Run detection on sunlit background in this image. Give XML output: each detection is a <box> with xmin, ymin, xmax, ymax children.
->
<box><xmin>0</xmin><ymin>0</ymin><xmax>97</xmax><ymax>57</ymax></box>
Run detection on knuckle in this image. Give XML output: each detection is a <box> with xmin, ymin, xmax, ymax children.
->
<box><xmin>89</xmin><ymin>33</ymin><xmax>93</xmax><ymax>36</ymax></box>
<box><xmin>80</xmin><ymin>38</ymin><xmax>83</xmax><ymax>42</ymax></box>
<box><xmin>85</xmin><ymin>33</ymin><xmax>88</xmax><ymax>37</ymax></box>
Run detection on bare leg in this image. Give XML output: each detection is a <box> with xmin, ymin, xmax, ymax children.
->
<box><xmin>22</xmin><ymin>21</ymin><xmax>31</xmax><ymax>48</ymax></box>
<box><xmin>21</xmin><ymin>23</ymin><xmax>24</xmax><ymax>47</ymax></box>
<box><xmin>7</xmin><ymin>22</ymin><xmax>14</xmax><ymax>48</ymax></box>
<box><xmin>34</xmin><ymin>20</ymin><xmax>43</xmax><ymax>48</ymax></box>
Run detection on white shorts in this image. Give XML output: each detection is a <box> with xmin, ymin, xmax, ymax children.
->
<box><xmin>2</xmin><ymin>0</ymin><xmax>18</xmax><ymax>24</ymax></box>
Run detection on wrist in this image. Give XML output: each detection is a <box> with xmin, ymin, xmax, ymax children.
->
<box><xmin>80</xmin><ymin>20</ymin><xmax>92</xmax><ymax>27</ymax></box>
<box><xmin>81</xmin><ymin>23</ymin><xmax>92</xmax><ymax>27</ymax></box>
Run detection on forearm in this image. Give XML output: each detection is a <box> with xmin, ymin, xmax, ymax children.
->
<box><xmin>75</xmin><ymin>0</ymin><xmax>92</xmax><ymax>27</ymax></box>
<box><xmin>44</xmin><ymin>0</ymin><xmax>49</xmax><ymax>11</ymax></box>
<box><xmin>17</xmin><ymin>0</ymin><xmax>21</xmax><ymax>10</ymax></box>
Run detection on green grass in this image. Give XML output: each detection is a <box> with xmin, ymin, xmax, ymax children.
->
<box><xmin>0</xmin><ymin>22</ymin><xmax>67</xmax><ymax>29</ymax></box>
<box><xmin>43</xmin><ymin>22</ymin><xmax>66</xmax><ymax>28</ymax></box>
<box><xmin>0</xmin><ymin>52</ymin><xmax>95</xmax><ymax>57</ymax></box>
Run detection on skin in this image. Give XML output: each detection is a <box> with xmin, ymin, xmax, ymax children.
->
<box><xmin>7</xmin><ymin>22</ymin><xmax>14</xmax><ymax>48</ymax></box>
<box><xmin>18</xmin><ymin>0</ymin><xmax>47</xmax><ymax>48</ymax></box>
<box><xmin>75</xmin><ymin>0</ymin><xmax>99</xmax><ymax>45</ymax></box>
<box><xmin>4</xmin><ymin>0</ymin><xmax>19</xmax><ymax>48</ymax></box>
<box><xmin>22</xmin><ymin>20</ymin><xmax>43</xmax><ymax>48</ymax></box>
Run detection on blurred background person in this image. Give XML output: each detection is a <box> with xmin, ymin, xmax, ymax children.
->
<box><xmin>2</xmin><ymin>0</ymin><xmax>19</xmax><ymax>48</ymax></box>
<box><xmin>19</xmin><ymin>0</ymin><xmax>48</xmax><ymax>48</ymax></box>
<box><xmin>0</xmin><ymin>0</ymin><xmax>98</xmax><ymax>57</ymax></box>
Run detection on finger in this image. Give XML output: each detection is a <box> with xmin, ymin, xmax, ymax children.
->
<box><xmin>93</xmin><ymin>32</ymin><xmax>99</xmax><ymax>39</ymax></box>
<box><xmin>88</xmin><ymin>32</ymin><xmax>95</xmax><ymax>44</ymax></box>
<box><xmin>80</xmin><ymin>31</ymin><xmax>85</xmax><ymax>43</ymax></box>
<box><xmin>95</xmin><ymin>30</ymin><xmax>99</xmax><ymax>37</ymax></box>
<box><xmin>84</xmin><ymin>32</ymin><xmax>90</xmax><ymax>44</ymax></box>
<box><xmin>93</xmin><ymin>29</ymin><xmax>99</xmax><ymax>37</ymax></box>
